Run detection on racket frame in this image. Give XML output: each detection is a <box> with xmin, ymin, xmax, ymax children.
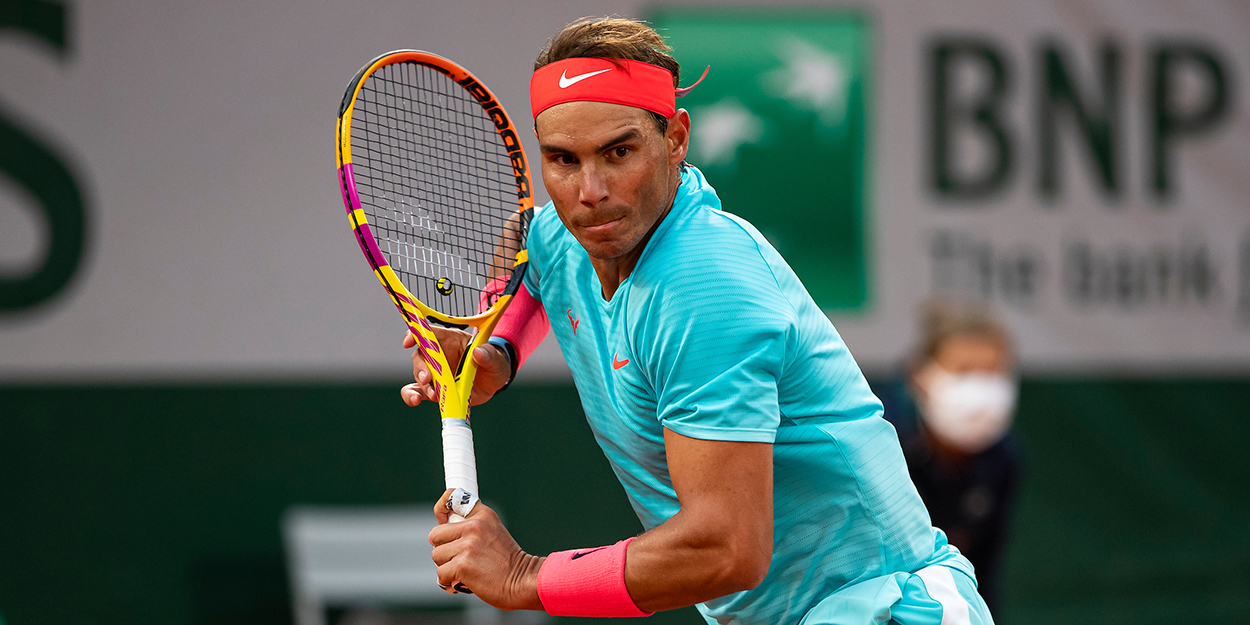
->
<box><xmin>335</xmin><ymin>49</ymin><xmax>534</xmax><ymax>510</ymax></box>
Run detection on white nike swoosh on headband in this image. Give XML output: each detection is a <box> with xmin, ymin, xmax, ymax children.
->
<box><xmin>559</xmin><ymin>68</ymin><xmax>613</xmax><ymax>88</ymax></box>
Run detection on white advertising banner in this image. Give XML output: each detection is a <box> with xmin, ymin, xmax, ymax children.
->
<box><xmin>0</xmin><ymin>0</ymin><xmax>1246</xmax><ymax>380</ymax></box>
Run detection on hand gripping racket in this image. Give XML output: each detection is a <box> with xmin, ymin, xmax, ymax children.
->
<box><xmin>335</xmin><ymin>50</ymin><xmax>533</xmax><ymax>523</ymax></box>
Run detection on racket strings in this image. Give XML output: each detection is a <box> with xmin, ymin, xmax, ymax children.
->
<box><xmin>351</xmin><ymin>61</ymin><xmax>522</xmax><ymax>318</ymax></box>
<box><xmin>359</xmin><ymin>67</ymin><xmax>510</xmax><ymax>298</ymax></box>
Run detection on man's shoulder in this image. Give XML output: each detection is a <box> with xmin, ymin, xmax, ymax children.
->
<box><xmin>627</xmin><ymin>205</ymin><xmax>796</xmax><ymax>338</ymax></box>
<box><xmin>642</xmin><ymin>201</ymin><xmax>783</xmax><ymax>295</ymax></box>
<box><xmin>528</xmin><ymin>202</ymin><xmax>565</xmax><ymax>240</ymax></box>
<box><xmin>664</xmin><ymin>165</ymin><xmax>772</xmax><ymax>246</ymax></box>
<box><xmin>679</xmin><ymin>201</ymin><xmax>766</xmax><ymax>243</ymax></box>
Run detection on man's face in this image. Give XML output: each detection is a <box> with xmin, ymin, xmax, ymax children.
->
<box><xmin>535</xmin><ymin>101</ymin><xmax>688</xmax><ymax>262</ymax></box>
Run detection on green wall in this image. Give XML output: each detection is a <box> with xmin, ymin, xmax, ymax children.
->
<box><xmin>1</xmin><ymin>379</ymin><xmax>1247</xmax><ymax>625</ymax></box>
<box><xmin>1002</xmin><ymin>378</ymin><xmax>1250</xmax><ymax>624</ymax></box>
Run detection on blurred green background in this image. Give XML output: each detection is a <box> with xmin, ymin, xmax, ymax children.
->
<box><xmin>3</xmin><ymin>379</ymin><xmax>1248</xmax><ymax>625</ymax></box>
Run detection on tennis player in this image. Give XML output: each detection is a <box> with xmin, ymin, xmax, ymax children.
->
<box><xmin>402</xmin><ymin>17</ymin><xmax>994</xmax><ymax>625</ymax></box>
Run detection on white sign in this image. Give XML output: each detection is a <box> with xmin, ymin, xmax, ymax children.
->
<box><xmin>1</xmin><ymin>0</ymin><xmax>1247</xmax><ymax>381</ymax></box>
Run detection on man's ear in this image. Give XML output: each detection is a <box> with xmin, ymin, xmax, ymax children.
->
<box><xmin>667</xmin><ymin>109</ymin><xmax>691</xmax><ymax>165</ymax></box>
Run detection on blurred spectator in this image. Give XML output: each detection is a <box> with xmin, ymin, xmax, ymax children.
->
<box><xmin>880</xmin><ymin>300</ymin><xmax>1023</xmax><ymax>614</ymax></box>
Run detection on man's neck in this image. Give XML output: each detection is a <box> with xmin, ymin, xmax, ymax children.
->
<box><xmin>591</xmin><ymin>257</ymin><xmax>638</xmax><ymax>302</ymax></box>
<box><xmin>591</xmin><ymin>174</ymin><xmax>681</xmax><ymax>301</ymax></box>
<box><xmin>591</xmin><ymin>207</ymin><xmax>666</xmax><ymax>301</ymax></box>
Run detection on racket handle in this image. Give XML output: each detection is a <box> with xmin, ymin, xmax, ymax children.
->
<box><xmin>441</xmin><ymin>418</ymin><xmax>478</xmax><ymax>523</ymax></box>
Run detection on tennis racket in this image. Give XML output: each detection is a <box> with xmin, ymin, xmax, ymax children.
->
<box><xmin>335</xmin><ymin>50</ymin><xmax>533</xmax><ymax>523</ymax></box>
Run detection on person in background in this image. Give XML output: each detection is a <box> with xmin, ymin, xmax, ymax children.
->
<box><xmin>881</xmin><ymin>299</ymin><xmax>1024</xmax><ymax>614</ymax></box>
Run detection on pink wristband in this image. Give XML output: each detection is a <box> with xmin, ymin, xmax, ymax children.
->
<box><xmin>488</xmin><ymin>282</ymin><xmax>548</xmax><ymax>370</ymax></box>
<box><xmin>537</xmin><ymin>537</ymin><xmax>652</xmax><ymax>617</ymax></box>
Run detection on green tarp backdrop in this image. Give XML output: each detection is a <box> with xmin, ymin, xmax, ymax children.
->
<box><xmin>652</xmin><ymin>9</ymin><xmax>871</xmax><ymax>310</ymax></box>
<box><xmin>2</xmin><ymin>379</ymin><xmax>1247</xmax><ymax>625</ymax></box>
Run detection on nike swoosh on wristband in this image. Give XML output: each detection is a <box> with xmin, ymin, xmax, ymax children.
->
<box><xmin>571</xmin><ymin>546</ymin><xmax>609</xmax><ymax>560</ymax></box>
<box><xmin>559</xmin><ymin>68</ymin><xmax>613</xmax><ymax>89</ymax></box>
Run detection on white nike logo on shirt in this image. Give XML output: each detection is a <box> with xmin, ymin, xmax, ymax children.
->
<box><xmin>559</xmin><ymin>68</ymin><xmax>613</xmax><ymax>88</ymax></box>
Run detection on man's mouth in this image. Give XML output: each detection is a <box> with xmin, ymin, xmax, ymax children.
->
<box><xmin>581</xmin><ymin>218</ymin><xmax>622</xmax><ymax>233</ymax></box>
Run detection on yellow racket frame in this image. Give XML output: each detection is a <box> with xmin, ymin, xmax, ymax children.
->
<box><xmin>335</xmin><ymin>50</ymin><xmax>534</xmax><ymax>422</ymax></box>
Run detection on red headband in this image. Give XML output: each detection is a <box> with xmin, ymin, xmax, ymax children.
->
<box><xmin>530</xmin><ymin>57</ymin><xmax>707</xmax><ymax>120</ymax></box>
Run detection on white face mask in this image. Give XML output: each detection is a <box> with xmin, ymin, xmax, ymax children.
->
<box><xmin>918</xmin><ymin>367</ymin><xmax>1018</xmax><ymax>453</ymax></box>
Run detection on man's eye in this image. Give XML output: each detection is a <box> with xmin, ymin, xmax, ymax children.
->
<box><xmin>613</xmin><ymin>146</ymin><xmax>629</xmax><ymax>158</ymax></box>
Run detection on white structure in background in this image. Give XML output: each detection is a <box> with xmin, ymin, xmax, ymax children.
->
<box><xmin>283</xmin><ymin>506</ymin><xmax>547</xmax><ymax>625</ymax></box>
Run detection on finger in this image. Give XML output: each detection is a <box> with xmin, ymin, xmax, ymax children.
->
<box><xmin>433</xmin><ymin>488</ymin><xmax>455</xmax><ymax>525</ymax></box>
<box><xmin>401</xmin><ymin>384</ymin><xmax>424</xmax><ymax>407</ymax></box>
<box><xmin>436</xmin><ymin>561</ymin><xmax>461</xmax><ymax>594</ymax></box>
<box><xmin>436</xmin><ymin>574</ymin><xmax>473</xmax><ymax>595</ymax></box>
<box><xmin>430</xmin><ymin>521</ymin><xmax>478</xmax><ymax>597</ymax></box>
<box><xmin>413</xmin><ymin>369</ymin><xmax>438</xmax><ymax>401</ymax></box>
<box><xmin>471</xmin><ymin>346</ymin><xmax>507</xmax><ymax>379</ymax></box>
<box><xmin>431</xmin><ymin>539</ymin><xmax>458</xmax><ymax>566</ymax></box>
<box><xmin>402</xmin><ymin>331</ymin><xmax>417</xmax><ymax>349</ymax></box>
<box><xmin>467</xmin><ymin>346</ymin><xmax>510</xmax><ymax>407</ymax></box>
<box><xmin>429</xmin><ymin>516</ymin><xmax>466</xmax><ymax>548</ymax></box>
<box><xmin>471</xmin><ymin>345</ymin><xmax>493</xmax><ymax>367</ymax></box>
<box><xmin>411</xmin><ymin>352</ymin><xmax>428</xmax><ymax>384</ymax></box>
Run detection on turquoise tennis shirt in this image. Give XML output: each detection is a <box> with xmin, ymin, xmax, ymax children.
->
<box><xmin>522</xmin><ymin>165</ymin><xmax>972</xmax><ymax>624</ymax></box>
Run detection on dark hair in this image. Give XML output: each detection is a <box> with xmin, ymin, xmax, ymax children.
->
<box><xmin>534</xmin><ymin>16</ymin><xmax>679</xmax><ymax>133</ymax></box>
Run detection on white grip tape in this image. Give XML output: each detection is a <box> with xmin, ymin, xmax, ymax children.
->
<box><xmin>441</xmin><ymin>419</ymin><xmax>478</xmax><ymax>522</ymax></box>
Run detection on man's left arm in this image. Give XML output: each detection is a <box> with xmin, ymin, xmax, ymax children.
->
<box><xmin>426</xmin><ymin>428</ymin><xmax>773</xmax><ymax>613</ymax></box>
<box><xmin>624</xmin><ymin>427</ymin><xmax>773</xmax><ymax>610</ymax></box>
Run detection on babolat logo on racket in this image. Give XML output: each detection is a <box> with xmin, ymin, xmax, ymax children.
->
<box><xmin>436</xmin><ymin>278</ymin><xmax>454</xmax><ymax>296</ymax></box>
<box><xmin>457</xmin><ymin>76</ymin><xmax>532</xmax><ymax>201</ymax></box>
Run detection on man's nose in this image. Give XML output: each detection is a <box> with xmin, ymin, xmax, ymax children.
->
<box><xmin>577</xmin><ymin>163</ymin><xmax>610</xmax><ymax>207</ymax></box>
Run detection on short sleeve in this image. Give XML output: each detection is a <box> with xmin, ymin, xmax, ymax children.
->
<box><xmin>632</xmin><ymin>230</ymin><xmax>795</xmax><ymax>443</ymax></box>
